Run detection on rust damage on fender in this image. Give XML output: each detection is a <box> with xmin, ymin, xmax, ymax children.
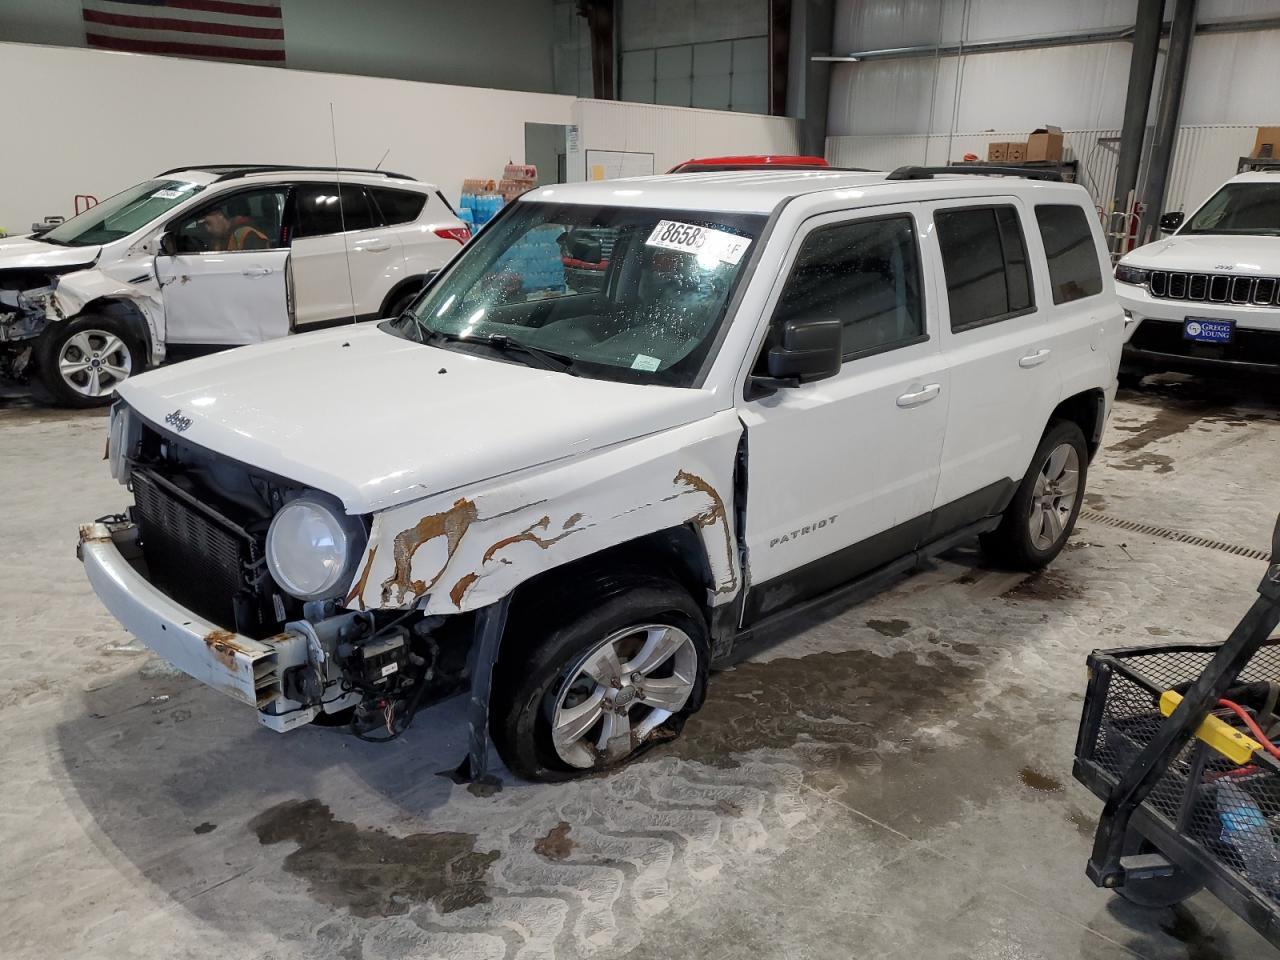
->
<box><xmin>671</xmin><ymin>470</ymin><xmax>738</xmax><ymax>595</ymax></box>
<box><xmin>78</xmin><ymin>523</ymin><xmax>113</xmax><ymax>544</ymax></box>
<box><xmin>204</xmin><ymin>628</ymin><xmax>249</xmax><ymax>671</ymax></box>
<box><xmin>481</xmin><ymin>515</ymin><xmax>584</xmax><ymax>565</ymax></box>
<box><xmin>380</xmin><ymin>498</ymin><xmax>480</xmax><ymax>606</ymax></box>
<box><xmin>449</xmin><ymin>572</ymin><xmax>480</xmax><ymax>608</ymax></box>
<box><xmin>344</xmin><ymin>543</ymin><xmax>379</xmax><ymax>611</ymax></box>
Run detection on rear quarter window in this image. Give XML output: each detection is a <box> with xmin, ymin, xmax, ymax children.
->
<box><xmin>370</xmin><ymin>187</ymin><xmax>428</xmax><ymax>226</ymax></box>
<box><xmin>1035</xmin><ymin>204</ymin><xmax>1103</xmax><ymax>304</ymax></box>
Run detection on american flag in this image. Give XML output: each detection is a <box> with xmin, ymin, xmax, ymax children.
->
<box><xmin>82</xmin><ymin>0</ymin><xmax>285</xmax><ymax>66</ymax></box>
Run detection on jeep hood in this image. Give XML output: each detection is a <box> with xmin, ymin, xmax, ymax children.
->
<box><xmin>117</xmin><ymin>325</ymin><xmax>721</xmax><ymax>514</ymax></box>
<box><xmin>0</xmin><ymin>236</ymin><xmax>99</xmax><ymax>272</ymax></box>
<box><xmin>1125</xmin><ymin>234</ymin><xmax>1280</xmax><ymax>275</ymax></box>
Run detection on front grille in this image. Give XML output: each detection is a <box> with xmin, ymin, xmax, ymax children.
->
<box><xmin>1129</xmin><ymin>318</ymin><xmax>1280</xmax><ymax>365</ymax></box>
<box><xmin>1148</xmin><ymin>269</ymin><xmax>1280</xmax><ymax>305</ymax></box>
<box><xmin>131</xmin><ymin>468</ymin><xmax>275</xmax><ymax>636</ymax></box>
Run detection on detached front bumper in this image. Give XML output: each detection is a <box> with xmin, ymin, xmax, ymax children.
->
<box><xmin>77</xmin><ymin>521</ymin><xmax>319</xmax><ymax>731</ymax></box>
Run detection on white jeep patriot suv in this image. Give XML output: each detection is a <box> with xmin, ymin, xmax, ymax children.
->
<box><xmin>79</xmin><ymin>166</ymin><xmax>1123</xmax><ymax>782</ymax></box>
<box><xmin>1115</xmin><ymin>170</ymin><xmax>1280</xmax><ymax>381</ymax></box>
<box><xmin>0</xmin><ymin>164</ymin><xmax>468</xmax><ymax>406</ymax></box>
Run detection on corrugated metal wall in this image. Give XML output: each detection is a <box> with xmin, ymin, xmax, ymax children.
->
<box><xmin>569</xmin><ymin>99</ymin><xmax>802</xmax><ymax>179</ymax></box>
<box><xmin>828</xmin><ymin>0</ymin><xmax>1280</xmax><ymax>137</ymax></box>
<box><xmin>827</xmin><ymin>124</ymin><xmax>1259</xmax><ymax>214</ymax></box>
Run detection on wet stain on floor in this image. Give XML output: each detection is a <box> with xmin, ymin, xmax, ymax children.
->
<box><xmin>1162</xmin><ymin>905</ymin><xmax>1226</xmax><ymax>960</ymax></box>
<box><xmin>1108</xmin><ymin>406</ymin><xmax>1209</xmax><ymax>454</ymax></box>
<box><xmin>865</xmin><ymin>618</ymin><xmax>911</xmax><ymax>638</ymax></box>
<box><xmin>1064</xmin><ymin>807</ymin><xmax>1097</xmax><ymax>837</ymax></box>
<box><xmin>533</xmin><ymin>821</ymin><xmax>575</xmax><ymax>861</ymax></box>
<box><xmin>1083</xmin><ymin>492</ymin><xmax>1108</xmax><ymax>511</ymax></box>
<box><xmin>192</xmin><ymin>821</ymin><xmax>217</xmax><ymax>835</ymax></box>
<box><xmin>1001</xmin><ymin>571</ymin><xmax>1086</xmax><ymax>602</ymax></box>
<box><xmin>1018</xmin><ymin>767</ymin><xmax>1064</xmax><ymax>792</ymax></box>
<box><xmin>249</xmin><ymin>799</ymin><xmax>499</xmax><ymax>917</ymax></box>
<box><xmin>1114</xmin><ymin>452</ymin><xmax>1175</xmax><ymax>474</ymax></box>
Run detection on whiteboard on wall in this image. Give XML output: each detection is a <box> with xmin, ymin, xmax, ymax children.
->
<box><xmin>585</xmin><ymin>149</ymin><xmax>655</xmax><ymax>181</ymax></box>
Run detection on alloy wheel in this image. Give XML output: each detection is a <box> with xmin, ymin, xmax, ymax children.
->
<box><xmin>1027</xmin><ymin>441</ymin><xmax>1080</xmax><ymax>551</ymax></box>
<box><xmin>549</xmin><ymin>623</ymin><xmax>698</xmax><ymax>769</ymax></box>
<box><xmin>58</xmin><ymin>330</ymin><xmax>133</xmax><ymax>398</ymax></box>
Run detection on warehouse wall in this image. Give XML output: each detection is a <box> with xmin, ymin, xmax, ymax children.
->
<box><xmin>0</xmin><ymin>43</ymin><xmax>802</xmax><ymax>233</ymax></box>
<box><xmin>567</xmin><ymin>99</ymin><xmax>802</xmax><ymax>180</ymax></box>
<box><xmin>828</xmin><ymin>0</ymin><xmax>1280</xmax><ymax>136</ymax></box>
<box><xmin>0</xmin><ymin>0</ymin><xmax>557</xmax><ymax>93</ymax></box>
<box><xmin>0</xmin><ymin>42</ymin><xmax>573</xmax><ymax>233</ymax></box>
<box><xmin>827</xmin><ymin>124</ymin><xmax>1261</xmax><ymax>218</ymax></box>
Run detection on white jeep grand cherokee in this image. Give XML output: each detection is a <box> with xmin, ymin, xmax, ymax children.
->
<box><xmin>1115</xmin><ymin>170</ymin><xmax>1280</xmax><ymax>381</ymax></box>
<box><xmin>79</xmin><ymin>166</ymin><xmax>1123</xmax><ymax>782</ymax></box>
<box><xmin>0</xmin><ymin>165</ymin><xmax>468</xmax><ymax>406</ymax></box>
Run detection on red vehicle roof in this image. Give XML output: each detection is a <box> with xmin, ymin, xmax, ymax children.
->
<box><xmin>667</xmin><ymin>155</ymin><xmax>830</xmax><ymax>173</ymax></box>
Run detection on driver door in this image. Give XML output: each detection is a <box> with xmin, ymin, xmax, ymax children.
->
<box><xmin>155</xmin><ymin>186</ymin><xmax>292</xmax><ymax>346</ymax></box>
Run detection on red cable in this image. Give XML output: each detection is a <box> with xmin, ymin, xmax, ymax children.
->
<box><xmin>1218</xmin><ymin>698</ymin><xmax>1280</xmax><ymax>761</ymax></box>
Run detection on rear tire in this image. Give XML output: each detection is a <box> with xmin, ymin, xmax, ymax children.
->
<box><xmin>491</xmin><ymin>577</ymin><xmax>709</xmax><ymax>782</ymax></box>
<box><xmin>36</xmin><ymin>313</ymin><xmax>144</xmax><ymax>408</ymax></box>
<box><xmin>981</xmin><ymin>419</ymin><xmax>1088</xmax><ymax>570</ymax></box>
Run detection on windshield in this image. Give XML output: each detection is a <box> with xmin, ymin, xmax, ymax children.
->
<box><xmin>383</xmin><ymin>200</ymin><xmax>765</xmax><ymax>387</ymax></box>
<box><xmin>1184</xmin><ymin>182</ymin><xmax>1280</xmax><ymax>237</ymax></box>
<box><xmin>42</xmin><ymin>179</ymin><xmax>205</xmax><ymax>247</ymax></box>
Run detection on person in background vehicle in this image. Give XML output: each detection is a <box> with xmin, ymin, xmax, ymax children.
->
<box><xmin>203</xmin><ymin>196</ymin><xmax>269</xmax><ymax>251</ymax></box>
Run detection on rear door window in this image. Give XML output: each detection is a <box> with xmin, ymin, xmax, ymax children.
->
<box><xmin>369</xmin><ymin>187</ymin><xmax>427</xmax><ymax>226</ymax></box>
<box><xmin>293</xmin><ymin>183</ymin><xmax>377</xmax><ymax>238</ymax></box>
<box><xmin>1035</xmin><ymin>204</ymin><xmax>1103</xmax><ymax>304</ymax></box>
<box><xmin>771</xmin><ymin>214</ymin><xmax>926</xmax><ymax>359</ymax></box>
<box><xmin>934</xmin><ymin>205</ymin><xmax>1034</xmax><ymax>332</ymax></box>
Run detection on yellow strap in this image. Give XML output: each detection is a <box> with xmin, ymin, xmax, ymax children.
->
<box><xmin>1160</xmin><ymin>690</ymin><xmax>1262</xmax><ymax>765</ymax></box>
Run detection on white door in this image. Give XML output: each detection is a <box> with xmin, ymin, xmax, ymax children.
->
<box><xmin>156</xmin><ymin>186</ymin><xmax>291</xmax><ymax>345</ymax></box>
<box><xmin>289</xmin><ymin>182</ymin><xmax>406</xmax><ymax>328</ymax></box>
<box><xmin>929</xmin><ymin>199</ymin><xmax>1063</xmax><ymax>512</ymax></box>
<box><xmin>739</xmin><ymin>206</ymin><xmax>950</xmax><ymax>624</ymax></box>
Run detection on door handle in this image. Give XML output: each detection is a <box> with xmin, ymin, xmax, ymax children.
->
<box><xmin>242</xmin><ymin>267</ymin><xmax>273</xmax><ymax>277</ymax></box>
<box><xmin>896</xmin><ymin>383</ymin><xmax>941</xmax><ymax>408</ymax></box>
<box><xmin>1019</xmin><ymin>348</ymin><xmax>1051</xmax><ymax>368</ymax></box>
<box><xmin>358</xmin><ymin>240</ymin><xmax>390</xmax><ymax>252</ymax></box>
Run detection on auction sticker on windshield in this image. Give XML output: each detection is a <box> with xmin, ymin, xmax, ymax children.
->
<box><xmin>646</xmin><ymin>221</ymin><xmax>751</xmax><ymax>265</ymax></box>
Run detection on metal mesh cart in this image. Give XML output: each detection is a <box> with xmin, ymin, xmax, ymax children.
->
<box><xmin>1074</xmin><ymin>516</ymin><xmax>1280</xmax><ymax>942</ymax></box>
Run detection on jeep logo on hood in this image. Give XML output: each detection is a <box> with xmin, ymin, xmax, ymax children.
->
<box><xmin>164</xmin><ymin>409</ymin><xmax>193</xmax><ymax>433</ymax></box>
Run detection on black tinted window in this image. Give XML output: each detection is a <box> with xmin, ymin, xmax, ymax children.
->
<box><xmin>370</xmin><ymin>188</ymin><xmax>427</xmax><ymax>225</ymax></box>
<box><xmin>1036</xmin><ymin>204</ymin><xmax>1103</xmax><ymax>304</ymax></box>
<box><xmin>935</xmin><ymin>206</ymin><xmax>1034</xmax><ymax>332</ymax></box>
<box><xmin>293</xmin><ymin>184</ymin><xmax>375</xmax><ymax>238</ymax></box>
<box><xmin>773</xmin><ymin>215</ymin><xmax>925</xmax><ymax>358</ymax></box>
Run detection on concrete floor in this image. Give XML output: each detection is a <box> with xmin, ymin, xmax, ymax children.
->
<box><xmin>2</xmin><ymin>375</ymin><xmax>1279</xmax><ymax>960</ymax></box>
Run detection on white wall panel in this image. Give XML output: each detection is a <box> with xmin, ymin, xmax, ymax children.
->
<box><xmin>827</xmin><ymin>124</ymin><xmax>1259</xmax><ymax>215</ymax></box>
<box><xmin>569</xmin><ymin>100</ymin><xmax>801</xmax><ymax>180</ymax></box>
<box><xmin>0</xmin><ymin>43</ymin><xmax>573</xmax><ymax>233</ymax></box>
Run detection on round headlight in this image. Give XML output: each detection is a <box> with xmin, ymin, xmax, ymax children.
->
<box><xmin>266</xmin><ymin>492</ymin><xmax>366</xmax><ymax>601</ymax></box>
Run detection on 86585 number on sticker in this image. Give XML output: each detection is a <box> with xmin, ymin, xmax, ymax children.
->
<box><xmin>646</xmin><ymin>220</ymin><xmax>751</xmax><ymax>265</ymax></box>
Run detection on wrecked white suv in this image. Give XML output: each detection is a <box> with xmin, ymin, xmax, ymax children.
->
<box><xmin>79</xmin><ymin>166</ymin><xmax>1123</xmax><ymax>782</ymax></box>
<box><xmin>2</xmin><ymin>165</ymin><xmax>468</xmax><ymax>406</ymax></box>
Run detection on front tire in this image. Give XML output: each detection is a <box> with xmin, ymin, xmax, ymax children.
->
<box><xmin>981</xmin><ymin>419</ymin><xmax>1088</xmax><ymax>570</ymax></box>
<box><xmin>491</xmin><ymin>578</ymin><xmax>709</xmax><ymax>782</ymax></box>
<box><xmin>37</xmin><ymin>314</ymin><xmax>143</xmax><ymax>408</ymax></box>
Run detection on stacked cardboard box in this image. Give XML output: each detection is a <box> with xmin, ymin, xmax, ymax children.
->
<box><xmin>986</xmin><ymin>125</ymin><xmax>1063</xmax><ymax>164</ymax></box>
<box><xmin>1252</xmin><ymin>127</ymin><xmax>1280</xmax><ymax>159</ymax></box>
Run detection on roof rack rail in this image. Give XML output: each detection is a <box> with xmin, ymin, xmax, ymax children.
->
<box><xmin>1237</xmin><ymin>156</ymin><xmax>1280</xmax><ymax>174</ymax></box>
<box><xmin>886</xmin><ymin>164</ymin><xmax>1064</xmax><ymax>182</ymax></box>
<box><xmin>156</xmin><ymin>164</ymin><xmax>416</xmax><ymax>182</ymax></box>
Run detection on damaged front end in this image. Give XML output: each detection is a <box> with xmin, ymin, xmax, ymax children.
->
<box><xmin>82</xmin><ymin>403</ymin><xmax>479</xmax><ymax>736</ymax></box>
<box><xmin>0</xmin><ymin>264</ymin><xmax>87</xmax><ymax>382</ymax></box>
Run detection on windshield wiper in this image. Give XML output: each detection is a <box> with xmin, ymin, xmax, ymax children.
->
<box><xmin>482</xmin><ymin>334</ymin><xmax>578</xmax><ymax>375</ymax></box>
<box><xmin>418</xmin><ymin>328</ymin><xmax>577</xmax><ymax>375</ymax></box>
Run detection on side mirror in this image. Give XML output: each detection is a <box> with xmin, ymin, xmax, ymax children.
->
<box><xmin>1159</xmin><ymin>211</ymin><xmax>1184</xmax><ymax>233</ymax></box>
<box><xmin>757</xmin><ymin>318</ymin><xmax>843</xmax><ymax>389</ymax></box>
<box><xmin>158</xmin><ymin>231</ymin><xmax>178</xmax><ymax>256</ymax></box>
